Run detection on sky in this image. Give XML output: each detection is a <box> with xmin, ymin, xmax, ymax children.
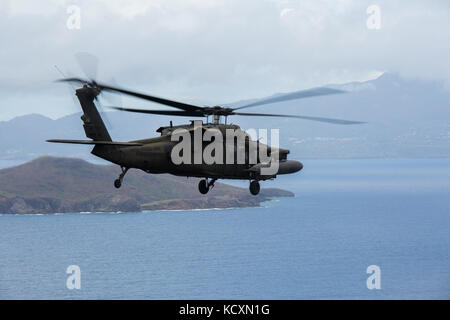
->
<box><xmin>1</xmin><ymin>0</ymin><xmax>450</xmax><ymax>120</ymax></box>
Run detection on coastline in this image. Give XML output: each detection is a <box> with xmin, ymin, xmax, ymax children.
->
<box><xmin>0</xmin><ymin>197</ymin><xmax>285</xmax><ymax>216</ymax></box>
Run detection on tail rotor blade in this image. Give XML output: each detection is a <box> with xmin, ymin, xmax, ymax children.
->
<box><xmin>96</xmin><ymin>98</ymin><xmax>114</xmax><ymax>130</ymax></box>
<box><xmin>54</xmin><ymin>66</ymin><xmax>80</xmax><ymax>114</ymax></box>
<box><xmin>102</xmin><ymin>77</ymin><xmax>123</xmax><ymax>108</ymax></box>
<box><xmin>75</xmin><ymin>52</ymin><xmax>99</xmax><ymax>81</ymax></box>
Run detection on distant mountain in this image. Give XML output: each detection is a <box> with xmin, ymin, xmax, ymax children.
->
<box><xmin>0</xmin><ymin>73</ymin><xmax>449</xmax><ymax>160</ymax></box>
<box><xmin>230</xmin><ymin>73</ymin><xmax>450</xmax><ymax>159</ymax></box>
<box><xmin>0</xmin><ymin>157</ymin><xmax>293</xmax><ymax>214</ymax></box>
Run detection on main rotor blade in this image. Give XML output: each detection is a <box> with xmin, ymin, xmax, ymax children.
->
<box><xmin>109</xmin><ymin>106</ymin><xmax>202</xmax><ymax>117</ymax></box>
<box><xmin>234</xmin><ymin>87</ymin><xmax>345</xmax><ymax>110</ymax></box>
<box><xmin>59</xmin><ymin>78</ymin><xmax>204</xmax><ymax>113</ymax></box>
<box><xmin>233</xmin><ymin>112</ymin><xmax>365</xmax><ymax>125</ymax></box>
<box><xmin>57</xmin><ymin>77</ymin><xmax>88</xmax><ymax>85</ymax></box>
<box><xmin>99</xmin><ymin>84</ymin><xmax>203</xmax><ymax>113</ymax></box>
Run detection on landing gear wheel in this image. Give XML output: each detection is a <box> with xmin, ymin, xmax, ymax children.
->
<box><xmin>249</xmin><ymin>180</ymin><xmax>260</xmax><ymax>195</ymax></box>
<box><xmin>198</xmin><ymin>179</ymin><xmax>209</xmax><ymax>194</ymax></box>
<box><xmin>114</xmin><ymin>167</ymin><xmax>129</xmax><ymax>189</ymax></box>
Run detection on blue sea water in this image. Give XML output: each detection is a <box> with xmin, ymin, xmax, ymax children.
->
<box><xmin>0</xmin><ymin>159</ymin><xmax>449</xmax><ymax>299</ymax></box>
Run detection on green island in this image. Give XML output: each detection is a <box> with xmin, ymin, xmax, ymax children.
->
<box><xmin>0</xmin><ymin>157</ymin><xmax>294</xmax><ymax>214</ymax></box>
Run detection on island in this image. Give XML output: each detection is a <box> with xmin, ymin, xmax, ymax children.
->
<box><xmin>0</xmin><ymin>157</ymin><xmax>294</xmax><ymax>214</ymax></box>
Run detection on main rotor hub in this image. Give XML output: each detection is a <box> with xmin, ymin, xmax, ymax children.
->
<box><xmin>203</xmin><ymin>106</ymin><xmax>234</xmax><ymax>116</ymax></box>
<box><xmin>201</xmin><ymin>106</ymin><xmax>234</xmax><ymax>124</ymax></box>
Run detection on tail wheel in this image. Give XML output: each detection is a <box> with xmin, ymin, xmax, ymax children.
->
<box><xmin>198</xmin><ymin>179</ymin><xmax>209</xmax><ymax>194</ymax></box>
<box><xmin>249</xmin><ymin>180</ymin><xmax>260</xmax><ymax>195</ymax></box>
<box><xmin>114</xmin><ymin>179</ymin><xmax>122</xmax><ymax>189</ymax></box>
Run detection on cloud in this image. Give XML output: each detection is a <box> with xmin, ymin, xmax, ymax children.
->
<box><xmin>0</xmin><ymin>0</ymin><xmax>450</xmax><ymax>120</ymax></box>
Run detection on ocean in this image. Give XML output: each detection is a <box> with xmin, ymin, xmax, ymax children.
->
<box><xmin>0</xmin><ymin>159</ymin><xmax>449</xmax><ymax>299</ymax></box>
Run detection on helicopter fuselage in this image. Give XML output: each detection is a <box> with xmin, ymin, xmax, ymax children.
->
<box><xmin>92</xmin><ymin>122</ymin><xmax>303</xmax><ymax>181</ymax></box>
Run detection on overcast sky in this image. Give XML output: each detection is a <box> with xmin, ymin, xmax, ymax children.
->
<box><xmin>1</xmin><ymin>0</ymin><xmax>449</xmax><ymax>120</ymax></box>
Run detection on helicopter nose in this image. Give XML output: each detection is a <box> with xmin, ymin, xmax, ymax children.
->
<box><xmin>277</xmin><ymin>160</ymin><xmax>303</xmax><ymax>174</ymax></box>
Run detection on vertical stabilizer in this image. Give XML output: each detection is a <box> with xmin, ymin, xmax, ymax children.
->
<box><xmin>76</xmin><ymin>86</ymin><xmax>112</xmax><ymax>142</ymax></box>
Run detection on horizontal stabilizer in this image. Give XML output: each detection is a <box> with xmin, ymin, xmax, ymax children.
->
<box><xmin>46</xmin><ymin>139</ymin><xmax>143</xmax><ymax>146</ymax></box>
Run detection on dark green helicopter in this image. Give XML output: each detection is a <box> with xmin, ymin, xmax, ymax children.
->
<box><xmin>49</xmin><ymin>62</ymin><xmax>363</xmax><ymax>195</ymax></box>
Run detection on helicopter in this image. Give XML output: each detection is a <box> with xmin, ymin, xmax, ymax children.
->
<box><xmin>48</xmin><ymin>75</ymin><xmax>364</xmax><ymax>196</ymax></box>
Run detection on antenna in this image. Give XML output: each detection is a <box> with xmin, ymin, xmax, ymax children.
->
<box><xmin>54</xmin><ymin>65</ymin><xmax>75</xmax><ymax>90</ymax></box>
